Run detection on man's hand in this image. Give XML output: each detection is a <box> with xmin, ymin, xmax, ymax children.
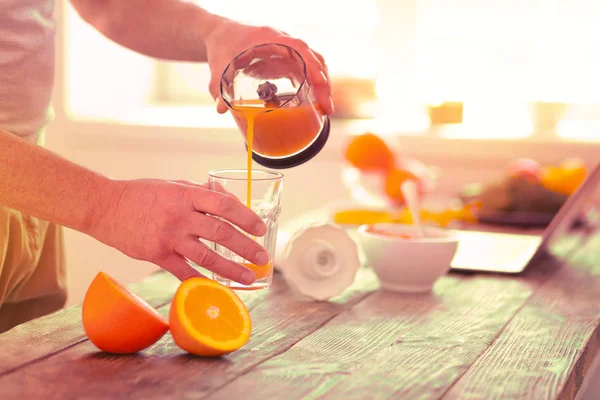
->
<box><xmin>90</xmin><ymin>178</ymin><xmax>268</xmax><ymax>284</ymax></box>
<box><xmin>204</xmin><ymin>19</ymin><xmax>333</xmax><ymax>116</ymax></box>
<box><xmin>0</xmin><ymin>130</ymin><xmax>268</xmax><ymax>285</ymax></box>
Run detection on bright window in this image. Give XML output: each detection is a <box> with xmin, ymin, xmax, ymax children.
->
<box><xmin>63</xmin><ymin>0</ymin><xmax>600</xmax><ymax>141</ymax></box>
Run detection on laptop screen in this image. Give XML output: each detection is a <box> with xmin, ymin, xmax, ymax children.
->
<box><xmin>537</xmin><ymin>162</ymin><xmax>600</xmax><ymax>260</ymax></box>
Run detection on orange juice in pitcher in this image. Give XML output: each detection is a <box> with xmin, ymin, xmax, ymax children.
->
<box><xmin>220</xmin><ymin>43</ymin><xmax>330</xmax><ymax>172</ymax></box>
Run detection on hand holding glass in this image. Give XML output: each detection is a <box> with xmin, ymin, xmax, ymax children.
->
<box><xmin>208</xmin><ymin>169</ymin><xmax>283</xmax><ymax>290</ymax></box>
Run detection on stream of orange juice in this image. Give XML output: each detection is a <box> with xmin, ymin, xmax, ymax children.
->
<box><xmin>230</xmin><ymin>101</ymin><xmax>272</xmax><ymax>284</ymax></box>
<box><xmin>230</xmin><ymin>100</ymin><xmax>277</xmax><ymax>207</ymax></box>
<box><xmin>232</xmin><ymin>99</ymin><xmax>319</xmax><ymax>283</ymax></box>
<box><xmin>245</xmin><ymin>114</ymin><xmax>255</xmax><ymax>208</ymax></box>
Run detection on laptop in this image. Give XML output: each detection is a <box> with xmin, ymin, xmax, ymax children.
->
<box><xmin>450</xmin><ymin>162</ymin><xmax>600</xmax><ymax>274</ymax></box>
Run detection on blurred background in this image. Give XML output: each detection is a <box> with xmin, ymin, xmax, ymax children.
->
<box><xmin>47</xmin><ymin>0</ymin><xmax>600</xmax><ymax>305</ymax></box>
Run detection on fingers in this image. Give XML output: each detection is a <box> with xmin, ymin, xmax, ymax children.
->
<box><xmin>206</xmin><ymin>181</ymin><xmax>234</xmax><ymax>197</ymax></box>
<box><xmin>188</xmin><ymin>187</ymin><xmax>267</xmax><ymax>236</ymax></box>
<box><xmin>216</xmin><ymin>98</ymin><xmax>229</xmax><ymax>114</ymax></box>
<box><xmin>171</xmin><ymin>179</ymin><xmax>205</xmax><ymax>188</ymax></box>
<box><xmin>188</xmin><ymin>213</ymin><xmax>269</xmax><ymax>266</ymax></box>
<box><xmin>173</xmin><ymin>180</ymin><xmax>234</xmax><ymax>198</ymax></box>
<box><xmin>207</xmin><ymin>77</ymin><xmax>229</xmax><ymax>114</ymax></box>
<box><xmin>304</xmin><ymin>50</ymin><xmax>333</xmax><ymax>115</ymax></box>
<box><xmin>208</xmin><ymin>33</ymin><xmax>333</xmax><ymax>115</ymax></box>
<box><xmin>173</xmin><ymin>239</ymin><xmax>256</xmax><ymax>285</ymax></box>
<box><xmin>161</xmin><ymin>254</ymin><xmax>205</xmax><ymax>282</ymax></box>
<box><xmin>312</xmin><ymin>50</ymin><xmax>330</xmax><ymax>83</ymax></box>
<box><xmin>276</xmin><ymin>38</ymin><xmax>333</xmax><ymax>115</ymax></box>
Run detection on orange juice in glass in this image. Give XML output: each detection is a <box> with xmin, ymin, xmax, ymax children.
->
<box><xmin>208</xmin><ymin>169</ymin><xmax>284</xmax><ymax>290</ymax></box>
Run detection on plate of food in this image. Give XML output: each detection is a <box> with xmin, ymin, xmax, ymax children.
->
<box><xmin>459</xmin><ymin>157</ymin><xmax>589</xmax><ymax>227</ymax></box>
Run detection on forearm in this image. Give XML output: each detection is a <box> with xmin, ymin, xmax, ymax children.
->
<box><xmin>0</xmin><ymin>129</ymin><xmax>110</xmax><ymax>233</ymax></box>
<box><xmin>70</xmin><ymin>0</ymin><xmax>225</xmax><ymax>62</ymax></box>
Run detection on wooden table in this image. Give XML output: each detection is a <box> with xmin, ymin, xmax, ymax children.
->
<box><xmin>1</xmin><ymin>230</ymin><xmax>599</xmax><ymax>400</ymax></box>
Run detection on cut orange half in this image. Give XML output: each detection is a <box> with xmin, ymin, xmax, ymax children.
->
<box><xmin>82</xmin><ymin>272</ymin><xmax>169</xmax><ymax>354</ymax></box>
<box><xmin>169</xmin><ymin>278</ymin><xmax>252</xmax><ymax>357</ymax></box>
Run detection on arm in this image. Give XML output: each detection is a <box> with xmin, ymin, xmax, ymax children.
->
<box><xmin>0</xmin><ymin>129</ymin><xmax>108</xmax><ymax>233</ymax></box>
<box><xmin>69</xmin><ymin>0</ymin><xmax>333</xmax><ymax>114</ymax></box>
<box><xmin>0</xmin><ymin>129</ymin><xmax>267</xmax><ymax>283</ymax></box>
<box><xmin>68</xmin><ymin>0</ymin><xmax>224</xmax><ymax>62</ymax></box>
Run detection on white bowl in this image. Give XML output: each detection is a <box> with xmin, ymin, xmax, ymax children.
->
<box><xmin>357</xmin><ymin>223</ymin><xmax>459</xmax><ymax>293</ymax></box>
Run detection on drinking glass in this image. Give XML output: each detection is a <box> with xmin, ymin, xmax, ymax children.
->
<box><xmin>208</xmin><ymin>169</ymin><xmax>284</xmax><ymax>290</ymax></box>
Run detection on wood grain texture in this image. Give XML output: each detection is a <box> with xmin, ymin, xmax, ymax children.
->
<box><xmin>0</xmin><ymin>268</ymin><xmax>378</xmax><ymax>400</ymax></box>
<box><xmin>0</xmin><ymin>270</ymin><xmax>182</xmax><ymax>376</ymax></box>
<box><xmin>444</xmin><ymin>233</ymin><xmax>600</xmax><ymax>400</ymax></box>
<box><xmin>204</xmin><ymin>273</ymin><xmax>540</xmax><ymax>400</ymax></box>
<box><xmin>2</xmin><ymin>225</ymin><xmax>599</xmax><ymax>400</ymax></box>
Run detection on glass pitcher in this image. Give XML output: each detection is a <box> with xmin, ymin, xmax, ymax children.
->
<box><xmin>220</xmin><ymin>43</ymin><xmax>330</xmax><ymax>169</ymax></box>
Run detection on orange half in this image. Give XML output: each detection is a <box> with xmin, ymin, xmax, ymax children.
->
<box><xmin>82</xmin><ymin>272</ymin><xmax>169</xmax><ymax>354</ymax></box>
<box><xmin>169</xmin><ymin>278</ymin><xmax>251</xmax><ymax>357</ymax></box>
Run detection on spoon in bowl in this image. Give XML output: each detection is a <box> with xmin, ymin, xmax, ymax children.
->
<box><xmin>401</xmin><ymin>180</ymin><xmax>425</xmax><ymax>239</ymax></box>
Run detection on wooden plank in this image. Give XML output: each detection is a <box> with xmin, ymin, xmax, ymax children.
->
<box><xmin>204</xmin><ymin>271</ymin><xmax>543</xmax><ymax>400</ymax></box>
<box><xmin>444</xmin><ymin>234</ymin><xmax>600</xmax><ymax>400</ymax></box>
<box><xmin>0</xmin><ymin>268</ymin><xmax>379</xmax><ymax>399</ymax></box>
<box><xmin>0</xmin><ymin>270</ymin><xmax>185</xmax><ymax>376</ymax></box>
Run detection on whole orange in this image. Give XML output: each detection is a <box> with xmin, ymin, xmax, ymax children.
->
<box><xmin>82</xmin><ymin>272</ymin><xmax>169</xmax><ymax>354</ymax></box>
<box><xmin>541</xmin><ymin>158</ymin><xmax>587</xmax><ymax>195</ymax></box>
<box><xmin>344</xmin><ymin>133</ymin><xmax>395</xmax><ymax>172</ymax></box>
<box><xmin>384</xmin><ymin>168</ymin><xmax>422</xmax><ymax>205</ymax></box>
